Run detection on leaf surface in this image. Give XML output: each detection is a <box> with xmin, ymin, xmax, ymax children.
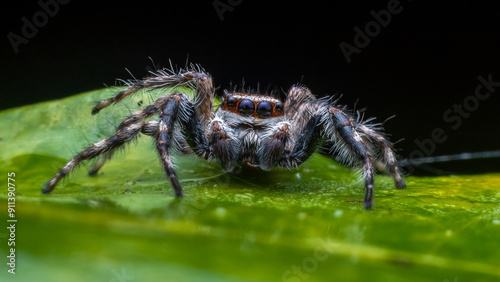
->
<box><xmin>1</xmin><ymin>89</ymin><xmax>499</xmax><ymax>281</ymax></box>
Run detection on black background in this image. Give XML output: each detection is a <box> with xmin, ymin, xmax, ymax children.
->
<box><xmin>2</xmin><ymin>0</ymin><xmax>499</xmax><ymax>174</ymax></box>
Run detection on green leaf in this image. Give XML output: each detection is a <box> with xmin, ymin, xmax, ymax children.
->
<box><xmin>1</xmin><ymin>88</ymin><xmax>499</xmax><ymax>281</ymax></box>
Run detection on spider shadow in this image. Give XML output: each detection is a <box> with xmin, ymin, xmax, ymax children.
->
<box><xmin>223</xmin><ymin>165</ymin><xmax>299</xmax><ymax>192</ymax></box>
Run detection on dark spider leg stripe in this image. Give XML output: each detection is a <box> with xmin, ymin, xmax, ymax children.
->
<box><xmin>92</xmin><ymin>71</ymin><xmax>214</xmax><ymax>118</ymax></box>
<box><xmin>277</xmin><ymin>90</ymin><xmax>324</xmax><ymax>168</ymax></box>
<box><xmin>278</xmin><ymin>115</ymin><xmax>323</xmax><ymax>168</ymax></box>
<box><xmin>330</xmin><ymin>108</ymin><xmax>375</xmax><ymax>210</ymax></box>
<box><xmin>156</xmin><ymin>95</ymin><xmax>183</xmax><ymax>197</ymax></box>
<box><xmin>42</xmin><ymin>123</ymin><xmax>145</xmax><ymax>194</ymax></box>
<box><xmin>179</xmin><ymin>100</ymin><xmax>212</xmax><ymax>160</ymax></box>
<box><xmin>358</xmin><ymin>124</ymin><xmax>406</xmax><ymax>189</ymax></box>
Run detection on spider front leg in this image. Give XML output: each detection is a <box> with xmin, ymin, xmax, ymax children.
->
<box><xmin>258</xmin><ymin>122</ymin><xmax>290</xmax><ymax>170</ymax></box>
<box><xmin>208</xmin><ymin>117</ymin><xmax>239</xmax><ymax>171</ymax></box>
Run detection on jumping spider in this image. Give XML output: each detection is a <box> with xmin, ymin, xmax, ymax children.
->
<box><xmin>43</xmin><ymin>65</ymin><xmax>406</xmax><ymax>209</ymax></box>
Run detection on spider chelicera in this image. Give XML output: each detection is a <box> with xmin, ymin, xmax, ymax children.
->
<box><xmin>43</xmin><ymin>65</ymin><xmax>406</xmax><ymax>209</ymax></box>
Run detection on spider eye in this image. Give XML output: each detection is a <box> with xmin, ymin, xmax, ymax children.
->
<box><xmin>226</xmin><ymin>96</ymin><xmax>237</xmax><ymax>107</ymax></box>
<box><xmin>275</xmin><ymin>102</ymin><xmax>284</xmax><ymax>112</ymax></box>
<box><xmin>238</xmin><ymin>99</ymin><xmax>255</xmax><ymax>116</ymax></box>
<box><xmin>257</xmin><ymin>101</ymin><xmax>272</xmax><ymax>118</ymax></box>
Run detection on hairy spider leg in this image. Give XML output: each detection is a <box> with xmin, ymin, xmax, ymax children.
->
<box><xmin>86</xmin><ymin>95</ymin><xmax>173</xmax><ymax>176</ymax></box>
<box><xmin>86</xmin><ymin>121</ymin><xmax>160</xmax><ymax>176</ymax></box>
<box><xmin>274</xmin><ymin>85</ymin><xmax>323</xmax><ymax>168</ymax></box>
<box><xmin>92</xmin><ymin>70</ymin><xmax>215</xmax><ymax>122</ymax></box>
<box><xmin>115</xmin><ymin>95</ymin><xmax>173</xmax><ymax>130</ymax></box>
<box><xmin>277</xmin><ymin>114</ymin><xmax>323</xmax><ymax>168</ymax></box>
<box><xmin>87</xmin><ymin>95</ymin><xmax>174</xmax><ymax>176</ymax></box>
<box><xmin>328</xmin><ymin>107</ymin><xmax>375</xmax><ymax>210</ymax></box>
<box><xmin>156</xmin><ymin>95</ymin><xmax>183</xmax><ymax>196</ymax></box>
<box><xmin>283</xmin><ymin>85</ymin><xmax>317</xmax><ymax>113</ymax></box>
<box><xmin>42</xmin><ymin>121</ymin><xmax>158</xmax><ymax>194</ymax></box>
<box><xmin>357</xmin><ymin>124</ymin><xmax>406</xmax><ymax>189</ymax></box>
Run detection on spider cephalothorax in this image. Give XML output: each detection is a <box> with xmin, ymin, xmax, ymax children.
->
<box><xmin>43</xmin><ymin>65</ymin><xmax>406</xmax><ymax>209</ymax></box>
